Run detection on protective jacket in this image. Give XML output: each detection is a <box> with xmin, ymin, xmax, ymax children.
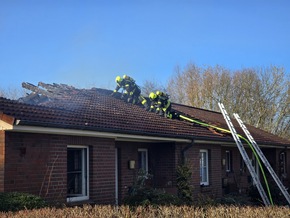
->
<box><xmin>149</xmin><ymin>91</ymin><xmax>171</xmax><ymax>117</ymax></box>
<box><xmin>113</xmin><ymin>75</ymin><xmax>148</xmax><ymax>108</ymax></box>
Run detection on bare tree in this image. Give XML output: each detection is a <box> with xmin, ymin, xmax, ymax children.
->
<box><xmin>167</xmin><ymin>65</ymin><xmax>188</xmax><ymax>104</ymax></box>
<box><xmin>166</xmin><ymin>64</ymin><xmax>290</xmax><ymax>139</ymax></box>
<box><xmin>141</xmin><ymin>80</ymin><xmax>167</xmax><ymax>97</ymax></box>
<box><xmin>0</xmin><ymin>86</ymin><xmax>25</xmax><ymax>100</ymax></box>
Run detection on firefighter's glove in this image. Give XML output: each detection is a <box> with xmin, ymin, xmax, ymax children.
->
<box><xmin>166</xmin><ymin>113</ymin><xmax>173</xmax><ymax>119</ymax></box>
<box><xmin>173</xmin><ymin>112</ymin><xmax>180</xmax><ymax>119</ymax></box>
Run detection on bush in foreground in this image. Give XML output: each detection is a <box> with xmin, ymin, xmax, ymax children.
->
<box><xmin>0</xmin><ymin>205</ymin><xmax>289</xmax><ymax>218</ymax></box>
<box><xmin>122</xmin><ymin>170</ymin><xmax>181</xmax><ymax>206</ymax></box>
<box><xmin>0</xmin><ymin>192</ymin><xmax>47</xmax><ymax>212</ymax></box>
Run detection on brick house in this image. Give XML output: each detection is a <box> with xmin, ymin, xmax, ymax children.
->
<box><xmin>0</xmin><ymin>82</ymin><xmax>289</xmax><ymax>204</ymax></box>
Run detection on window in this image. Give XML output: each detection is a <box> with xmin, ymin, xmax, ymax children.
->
<box><xmin>279</xmin><ymin>152</ymin><xmax>287</xmax><ymax>176</ymax></box>
<box><xmin>225</xmin><ymin>150</ymin><xmax>232</xmax><ymax>172</ymax></box>
<box><xmin>67</xmin><ymin>146</ymin><xmax>89</xmax><ymax>202</ymax></box>
<box><xmin>200</xmin><ymin>149</ymin><xmax>209</xmax><ymax>186</ymax></box>
<box><xmin>138</xmin><ymin>149</ymin><xmax>148</xmax><ymax>172</ymax></box>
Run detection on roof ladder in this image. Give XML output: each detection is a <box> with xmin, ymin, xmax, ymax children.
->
<box><xmin>218</xmin><ymin>102</ymin><xmax>271</xmax><ymax>206</ymax></box>
<box><xmin>233</xmin><ymin>113</ymin><xmax>290</xmax><ymax>205</ymax></box>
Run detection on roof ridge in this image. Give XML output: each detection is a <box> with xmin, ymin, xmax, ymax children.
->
<box><xmin>172</xmin><ymin>102</ymin><xmax>221</xmax><ymax>114</ymax></box>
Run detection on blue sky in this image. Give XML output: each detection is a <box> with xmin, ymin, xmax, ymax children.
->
<box><xmin>0</xmin><ymin>0</ymin><xmax>289</xmax><ymax>91</ymax></box>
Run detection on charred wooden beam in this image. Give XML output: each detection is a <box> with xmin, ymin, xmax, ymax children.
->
<box><xmin>22</xmin><ymin>82</ymin><xmax>54</xmax><ymax>98</ymax></box>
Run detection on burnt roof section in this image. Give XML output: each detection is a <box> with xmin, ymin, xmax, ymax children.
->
<box><xmin>0</xmin><ymin>82</ymin><xmax>289</xmax><ymax>146</ymax></box>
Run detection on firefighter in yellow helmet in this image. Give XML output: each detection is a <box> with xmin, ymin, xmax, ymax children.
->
<box><xmin>148</xmin><ymin>91</ymin><xmax>172</xmax><ymax>118</ymax></box>
<box><xmin>112</xmin><ymin>75</ymin><xmax>149</xmax><ymax>109</ymax></box>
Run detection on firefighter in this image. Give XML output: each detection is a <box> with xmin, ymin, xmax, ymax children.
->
<box><xmin>148</xmin><ymin>91</ymin><xmax>172</xmax><ymax>118</ymax></box>
<box><xmin>112</xmin><ymin>75</ymin><xmax>149</xmax><ymax>109</ymax></box>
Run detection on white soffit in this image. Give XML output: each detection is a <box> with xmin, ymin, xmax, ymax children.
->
<box><xmin>5</xmin><ymin>124</ymin><xmax>192</xmax><ymax>143</ymax></box>
<box><xmin>0</xmin><ymin>120</ymin><xmax>13</xmax><ymax>130</ymax></box>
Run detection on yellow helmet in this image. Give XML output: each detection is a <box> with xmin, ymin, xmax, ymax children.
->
<box><xmin>149</xmin><ymin>92</ymin><xmax>157</xmax><ymax>100</ymax></box>
<box><xmin>115</xmin><ymin>76</ymin><xmax>122</xmax><ymax>83</ymax></box>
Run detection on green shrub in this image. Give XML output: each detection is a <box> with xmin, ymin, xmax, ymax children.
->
<box><xmin>123</xmin><ymin>187</ymin><xmax>181</xmax><ymax>206</ymax></box>
<box><xmin>176</xmin><ymin>164</ymin><xmax>193</xmax><ymax>204</ymax></box>
<box><xmin>0</xmin><ymin>192</ymin><xmax>47</xmax><ymax>212</ymax></box>
<box><xmin>248</xmin><ymin>180</ymin><xmax>289</xmax><ymax>206</ymax></box>
<box><xmin>123</xmin><ymin>170</ymin><xmax>181</xmax><ymax>206</ymax></box>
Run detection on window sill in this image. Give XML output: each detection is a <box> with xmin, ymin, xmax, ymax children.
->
<box><xmin>66</xmin><ymin>199</ymin><xmax>94</xmax><ymax>207</ymax></box>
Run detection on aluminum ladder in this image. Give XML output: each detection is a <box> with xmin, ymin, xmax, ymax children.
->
<box><xmin>233</xmin><ymin>113</ymin><xmax>290</xmax><ymax>205</ymax></box>
<box><xmin>218</xmin><ymin>102</ymin><xmax>271</xmax><ymax>206</ymax></box>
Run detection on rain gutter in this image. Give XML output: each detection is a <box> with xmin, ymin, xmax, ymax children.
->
<box><xmin>6</xmin><ymin>123</ymin><xmax>192</xmax><ymax>143</ymax></box>
<box><xmin>181</xmin><ymin>138</ymin><xmax>195</xmax><ymax>163</ymax></box>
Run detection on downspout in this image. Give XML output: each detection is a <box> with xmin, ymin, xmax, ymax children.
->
<box><xmin>181</xmin><ymin>138</ymin><xmax>195</xmax><ymax>164</ymax></box>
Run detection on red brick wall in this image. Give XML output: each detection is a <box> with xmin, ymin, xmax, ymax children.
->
<box><xmin>116</xmin><ymin>142</ymin><xmax>148</xmax><ymax>201</ymax></box>
<box><xmin>285</xmin><ymin>149</ymin><xmax>290</xmax><ymax>187</ymax></box>
<box><xmin>116</xmin><ymin>142</ymin><xmax>178</xmax><ymax>201</ymax></box>
<box><xmin>150</xmin><ymin>143</ymin><xmax>176</xmax><ymax>193</ymax></box>
<box><xmin>221</xmin><ymin>147</ymin><xmax>250</xmax><ymax>194</ymax></box>
<box><xmin>5</xmin><ymin>132</ymin><xmax>56</xmax><ymax>200</ymax></box>
<box><xmin>182</xmin><ymin>143</ymin><xmax>222</xmax><ymax>199</ymax></box>
<box><xmin>4</xmin><ymin>132</ymin><xmax>116</xmax><ymax>204</ymax></box>
<box><xmin>88</xmin><ymin>138</ymin><xmax>116</xmax><ymax>204</ymax></box>
<box><xmin>4</xmin><ymin>130</ymin><xmax>286</xmax><ymax>205</ymax></box>
<box><xmin>220</xmin><ymin>146</ymin><xmax>286</xmax><ymax>195</ymax></box>
<box><xmin>0</xmin><ymin>131</ymin><xmax>5</xmax><ymax>192</ymax></box>
<box><xmin>276</xmin><ymin>148</ymin><xmax>289</xmax><ymax>187</ymax></box>
<box><xmin>117</xmin><ymin>141</ymin><xmax>225</xmax><ymax>202</ymax></box>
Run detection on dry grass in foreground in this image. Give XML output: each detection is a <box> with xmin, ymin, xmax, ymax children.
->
<box><xmin>0</xmin><ymin>205</ymin><xmax>289</xmax><ymax>218</ymax></box>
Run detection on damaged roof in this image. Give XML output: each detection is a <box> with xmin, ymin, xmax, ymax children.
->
<box><xmin>0</xmin><ymin>82</ymin><xmax>289</xmax><ymax>146</ymax></box>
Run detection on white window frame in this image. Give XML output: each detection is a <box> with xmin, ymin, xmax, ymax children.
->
<box><xmin>138</xmin><ymin>148</ymin><xmax>148</xmax><ymax>173</ymax></box>
<box><xmin>225</xmin><ymin>150</ymin><xmax>232</xmax><ymax>172</ymax></box>
<box><xmin>67</xmin><ymin>145</ymin><xmax>89</xmax><ymax>202</ymax></box>
<box><xmin>200</xmin><ymin>149</ymin><xmax>209</xmax><ymax>186</ymax></box>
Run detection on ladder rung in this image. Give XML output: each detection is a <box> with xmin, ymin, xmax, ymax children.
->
<box><xmin>218</xmin><ymin>102</ymin><xmax>270</xmax><ymax>206</ymax></box>
<box><xmin>233</xmin><ymin>113</ymin><xmax>290</xmax><ymax>205</ymax></box>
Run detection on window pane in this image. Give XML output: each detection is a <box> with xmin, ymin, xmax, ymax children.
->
<box><xmin>67</xmin><ymin>147</ymin><xmax>88</xmax><ymax>198</ymax></box>
<box><xmin>138</xmin><ymin>149</ymin><xmax>148</xmax><ymax>172</ymax></box>
<box><xmin>200</xmin><ymin>150</ymin><xmax>208</xmax><ymax>185</ymax></box>
<box><xmin>226</xmin><ymin>151</ymin><xmax>231</xmax><ymax>172</ymax></box>
<box><xmin>279</xmin><ymin>152</ymin><xmax>286</xmax><ymax>175</ymax></box>
<box><xmin>68</xmin><ymin>149</ymin><xmax>82</xmax><ymax>171</ymax></box>
<box><xmin>67</xmin><ymin>172</ymin><xmax>83</xmax><ymax>195</ymax></box>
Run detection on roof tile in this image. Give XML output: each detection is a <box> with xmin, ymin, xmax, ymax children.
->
<box><xmin>0</xmin><ymin>82</ymin><xmax>289</xmax><ymax>146</ymax></box>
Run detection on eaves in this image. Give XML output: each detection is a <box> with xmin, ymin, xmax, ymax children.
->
<box><xmin>1</xmin><ymin>118</ymin><xmax>289</xmax><ymax>148</ymax></box>
<box><xmin>3</xmin><ymin>122</ymin><xmax>192</xmax><ymax>143</ymax></box>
